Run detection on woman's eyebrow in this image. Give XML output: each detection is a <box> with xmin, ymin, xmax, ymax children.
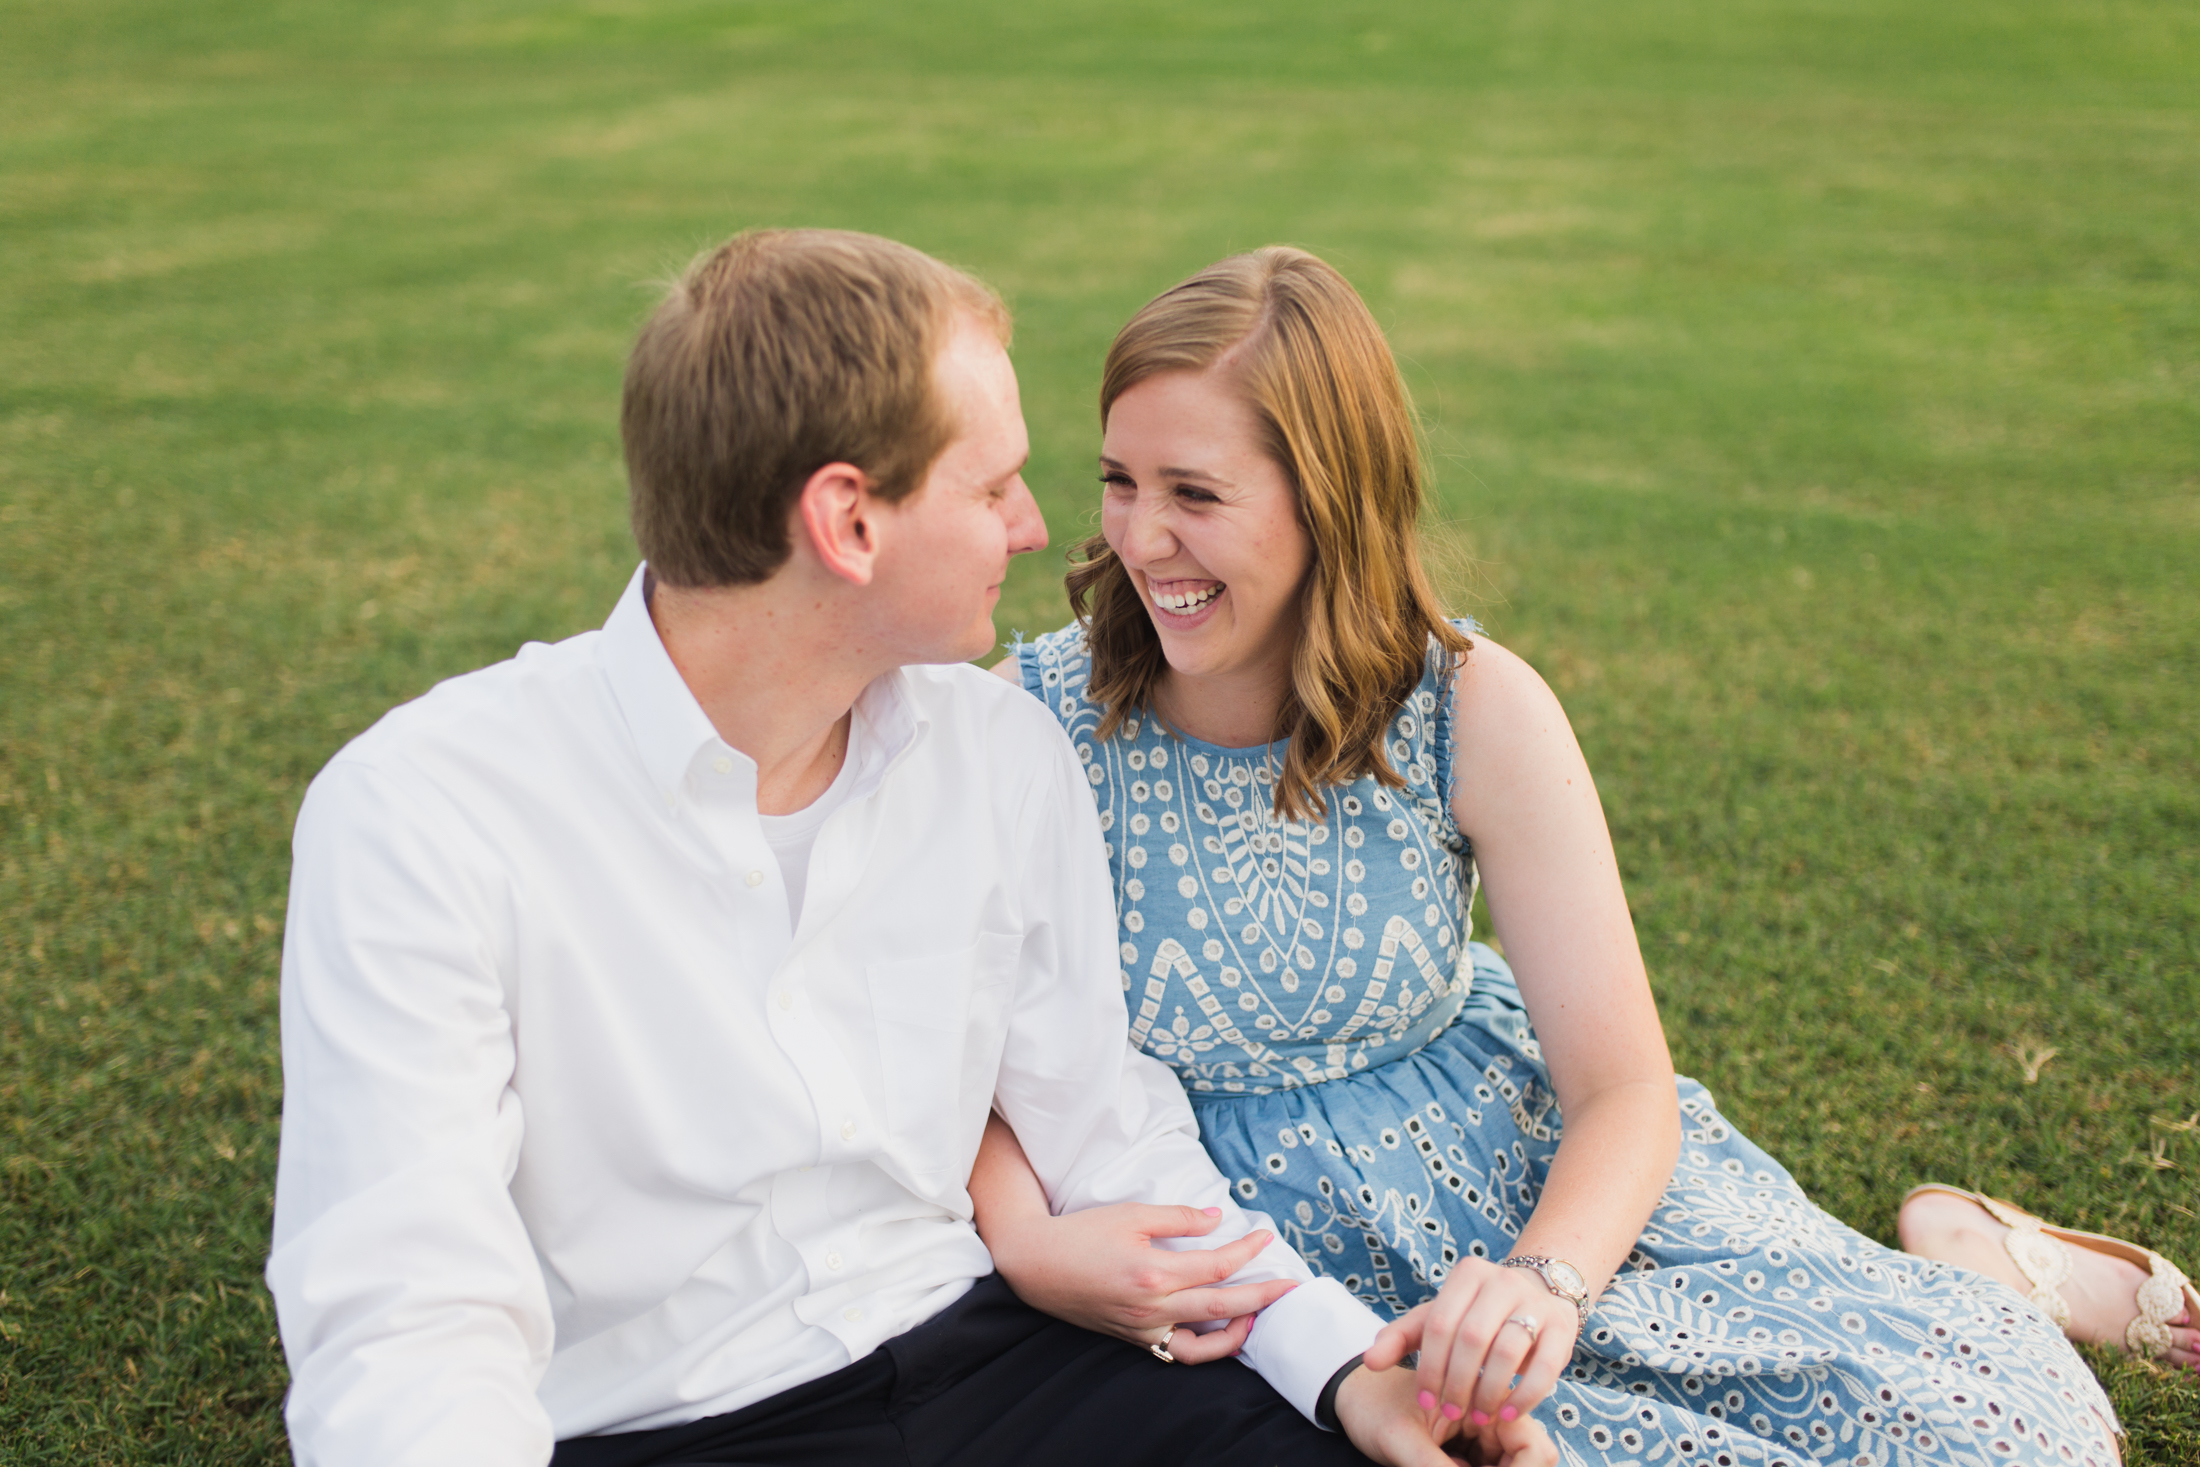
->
<box><xmin>1099</xmin><ymin>454</ymin><xmax>1235</xmax><ymax>486</ymax></box>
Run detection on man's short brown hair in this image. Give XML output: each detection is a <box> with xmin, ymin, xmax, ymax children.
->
<box><xmin>622</xmin><ymin>229</ymin><xmax>1010</xmax><ymax>587</ymax></box>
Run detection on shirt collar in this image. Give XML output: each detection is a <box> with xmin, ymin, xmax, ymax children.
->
<box><xmin>598</xmin><ymin>562</ymin><xmax>927</xmax><ymax>810</ymax></box>
<box><xmin>599</xmin><ymin>564</ymin><xmax>722</xmax><ymax>809</ymax></box>
<box><xmin>845</xmin><ymin>662</ymin><xmax>922</xmax><ymax>799</ymax></box>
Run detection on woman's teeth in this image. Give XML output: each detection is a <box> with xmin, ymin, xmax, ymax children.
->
<box><xmin>1155</xmin><ymin>585</ymin><xmax>1222</xmax><ymax>612</ymax></box>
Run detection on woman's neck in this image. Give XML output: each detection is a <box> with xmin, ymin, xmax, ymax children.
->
<box><xmin>1152</xmin><ymin>661</ymin><xmax>1294</xmax><ymax>750</ymax></box>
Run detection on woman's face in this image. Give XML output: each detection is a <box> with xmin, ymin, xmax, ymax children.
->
<box><xmin>1100</xmin><ymin>365</ymin><xmax>1313</xmax><ymax>689</ymax></box>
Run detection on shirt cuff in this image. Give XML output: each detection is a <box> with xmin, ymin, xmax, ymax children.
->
<box><xmin>1238</xmin><ymin>1276</ymin><xmax>1387</xmax><ymax>1426</ymax></box>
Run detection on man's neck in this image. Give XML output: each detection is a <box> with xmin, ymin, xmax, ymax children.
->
<box><xmin>647</xmin><ymin>572</ymin><xmax>879</xmax><ymax>816</ymax></box>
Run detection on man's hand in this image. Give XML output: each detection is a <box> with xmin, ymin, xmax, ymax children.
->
<box><xmin>1334</xmin><ymin>1362</ymin><xmax>1557</xmax><ymax>1467</ymax></box>
<box><xmin>987</xmin><ymin>1200</ymin><xmax>1299</xmax><ymax>1363</ymax></box>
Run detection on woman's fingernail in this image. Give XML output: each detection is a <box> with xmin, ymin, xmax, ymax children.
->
<box><xmin>1441</xmin><ymin>1401</ymin><xmax>1465</xmax><ymax>1421</ymax></box>
<box><xmin>1470</xmin><ymin>1409</ymin><xmax>1490</xmax><ymax>1426</ymax></box>
<box><xmin>1500</xmin><ymin>1405</ymin><xmax>1518</xmax><ymax>1422</ymax></box>
<box><xmin>1202</xmin><ymin>1207</ymin><xmax>1221</xmax><ymax>1217</ymax></box>
<box><xmin>1417</xmin><ymin>1390</ymin><xmax>1437</xmax><ymax>1411</ymax></box>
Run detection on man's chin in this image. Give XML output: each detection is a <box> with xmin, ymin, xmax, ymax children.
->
<box><xmin>904</xmin><ymin>618</ymin><xmax>998</xmax><ymax>668</ymax></box>
<box><xmin>962</xmin><ymin>615</ymin><xmax>1000</xmax><ymax>665</ymax></box>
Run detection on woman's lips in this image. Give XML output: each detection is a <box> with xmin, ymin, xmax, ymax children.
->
<box><xmin>1148</xmin><ymin>580</ymin><xmax>1224</xmax><ymax>628</ymax></box>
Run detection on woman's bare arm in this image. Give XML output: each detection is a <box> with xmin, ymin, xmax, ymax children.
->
<box><xmin>1369</xmin><ymin>636</ymin><xmax>1681</xmax><ymax>1423</ymax></box>
<box><xmin>1448</xmin><ymin>637</ymin><xmax>1679</xmax><ymax>1287</ymax></box>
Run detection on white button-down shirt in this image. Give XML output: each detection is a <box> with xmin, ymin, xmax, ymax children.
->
<box><xmin>268</xmin><ymin>565</ymin><xmax>1383</xmax><ymax>1467</ymax></box>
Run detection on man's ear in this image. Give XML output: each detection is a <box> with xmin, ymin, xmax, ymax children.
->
<box><xmin>794</xmin><ymin>462</ymin><xmax>880</xmax><ymax>587</ymax></box>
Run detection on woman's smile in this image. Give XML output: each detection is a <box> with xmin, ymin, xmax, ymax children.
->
<box><xmin>1147</xmin><ymin>577</ymin><xmax>1224</xmax><ymax>620</ymax></box>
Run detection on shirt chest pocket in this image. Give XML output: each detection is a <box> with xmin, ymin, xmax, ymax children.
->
<box><xmin>864</xmin><ymin>931</ymin><xmax>1021</xmax><ymax>1185</ymax></box>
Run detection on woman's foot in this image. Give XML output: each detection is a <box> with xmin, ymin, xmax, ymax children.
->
<box><xmin>1898</xmin><ymin>1188</ymin><xmax>2200</xmax><ymax>1372</ymax></box>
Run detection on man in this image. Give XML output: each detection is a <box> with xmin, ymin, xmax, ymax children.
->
<box><xmin>268</xmin><ymin>229</ymin><xmax>1541</xmax><ymax>1467</ymax></box>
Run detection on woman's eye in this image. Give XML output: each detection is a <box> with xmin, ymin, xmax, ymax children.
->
<box><xmin>1176</xmin><ymin>485</ymin><xmax>1220</xmax><ymax>504</ymax></box>
<box><xmin>1100</xmin><ymin>473</ymin><xmax>1135</xmax><ymax>493</ymax></box>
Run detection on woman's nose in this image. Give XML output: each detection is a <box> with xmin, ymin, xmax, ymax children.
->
<box><xmin>1117</xmin><ymin>494</ymin><xmax>1177</xmax><ymax>567</ymax></box>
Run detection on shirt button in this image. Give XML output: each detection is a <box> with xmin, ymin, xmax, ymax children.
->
<box><xmin>713</xmin><ymin>756</ymin><xmax>733</xmax><ymax>775</ymax></box>
<box><xmin>825</xmin><ymin>1250</ymin><xmax>844</xmax><ymax>1271</ymax></box>
<box><xmin>745</xmin><ymin>869</ymin><xmax>765</xmax><ymax>888</ymax></box>
<box><xmin>842</xmin><ymin>1307</ymin><xmax>863</xmax><ymax>1323</ymax></box>
<box><xmin>839</xmin><ymin>1119</ymin><xmax>858</xmax><ymax>1141</ymax></box>
<box><xmin>776</xmin><ymin>991</ymin><xmax>793</xmax><ymax>1012</ymax></box>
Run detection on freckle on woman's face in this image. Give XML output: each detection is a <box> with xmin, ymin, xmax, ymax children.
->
<box><xmin>1100</xmin><ymin>367</ymin><xmax>1312</xmax><ymax>687</ymax></box>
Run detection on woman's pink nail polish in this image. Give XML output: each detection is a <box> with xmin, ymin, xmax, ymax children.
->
<box><xmin>1499</xmin><ymin>1405</ymin><xmax>1518</xmax><ymax>1422</ymax></box>
<box><xmin>1441</xmin><ymin>1401</ymin><xmax>1464</xmax><ymax>1421</ymax></box>
<box><xmin>1417</xmin><ymin>1390</ymin><xmax>1437</xmax><ymax>1411</ymax></box>
<box><xmin>1202</xmin><ymin>1207</ymin><xmax>1221</xmax><ymax>1217</ymax></box>
<box><xmin>1470</xmin><ymin>1409</ymin><xmax>1490</xmax><ymax>1426</ymax></box>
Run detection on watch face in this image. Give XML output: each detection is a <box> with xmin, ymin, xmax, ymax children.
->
<box><xmin>1548</xmin><ymin>1260</ymin><xmax>1586</xmax><ymax>1296</ymax></box>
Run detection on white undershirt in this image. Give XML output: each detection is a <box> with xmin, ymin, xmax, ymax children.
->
<box><xmin>756</xmin><ymin>723</ymin><xmax>863</xmax><ymax>927</ymax></box>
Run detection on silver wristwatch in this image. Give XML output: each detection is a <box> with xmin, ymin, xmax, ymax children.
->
<box><xmin>1504</xmin><ymin>1255</ymin><xmax>1590</xmax><ymax>1331</ymax></box>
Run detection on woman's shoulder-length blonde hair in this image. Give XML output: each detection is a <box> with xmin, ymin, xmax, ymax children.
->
<box><xmin>1067</xmin><ymin>245</ymin><xmax>1471</xmax><ymax>821</ymax></box>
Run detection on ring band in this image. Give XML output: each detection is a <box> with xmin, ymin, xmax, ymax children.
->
<box><xmin>1147</xmin><ymin>1327</ymin><xmax>1180</xmax><ymax>1364</ymax></box>
<box><xmin>1505</xmin><ymin>1313</ymin><xmax>1541</xmax><ymax>1341</ymax></box>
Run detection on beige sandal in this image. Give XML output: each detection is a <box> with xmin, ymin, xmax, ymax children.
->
<box><xmin>1904</xmin><ymin>1183</ymin><xmax>2199</xmax><ymax>1359</ymax></box>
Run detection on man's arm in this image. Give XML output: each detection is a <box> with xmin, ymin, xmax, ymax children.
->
<box><xmin>267</xmin><ymin>760</ymin><xmax>555</xmax><ymax>1467</ymax></box>
<box><xmin>985</xmin><ymin>743</ymin><xmax>1385</xmax><ymax>1421</ymax></box>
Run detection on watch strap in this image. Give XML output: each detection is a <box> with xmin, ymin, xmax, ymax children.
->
<box><xmin>1503</xmin><ymin>1255</ymin><xmax>1591</xmax><ymax>1331</ymax></box>
<box><xmin>1313</xmin><ymin>1352</ymin><xmax>1366</xmax><ymax>1431</ymax></box>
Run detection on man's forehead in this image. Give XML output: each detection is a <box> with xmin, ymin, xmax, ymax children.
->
<box><xmin>936</xmin><ymin>315</ymin><xmax>1017</xmax><ymax>392</ymax></box>
<box><xmin>934</xmin><ymin>326</ymin><xmax>1024</xmax><ymax>465</ymax></box>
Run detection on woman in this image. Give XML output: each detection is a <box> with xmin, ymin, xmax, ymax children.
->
<box><xmin>970</xmin><ymin>247</ymin><xmax>2152</xmax><ymax>1465</ymax></box>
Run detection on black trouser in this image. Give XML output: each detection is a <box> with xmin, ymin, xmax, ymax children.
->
<box><xmin>551</xmin><ymin>1275</ymin><xmax>1370</xmax><ymax>1467</ymax></box>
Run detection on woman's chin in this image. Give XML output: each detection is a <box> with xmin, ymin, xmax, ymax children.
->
<box><xmin>1152</xmin><ymin>632</ymin><xmax>1233</xmax><ymax>683</ymax></box>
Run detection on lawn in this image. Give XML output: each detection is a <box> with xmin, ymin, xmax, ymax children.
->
<box><xmin>1</xmin><ymin>0</ymin><xmax>2195</xmax><ymax>1460</ymax></box>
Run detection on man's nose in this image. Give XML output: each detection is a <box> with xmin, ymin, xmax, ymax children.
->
<box><xmin>1004</xmin><ymin>477</ymin><xmax>1047</xmax><ymax>556</ymax></box>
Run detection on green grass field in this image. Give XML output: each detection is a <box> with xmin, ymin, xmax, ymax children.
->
<box><xmin>2</xmin><ymin>0</ymin><xmax>2195</xmax><ymax>1459</ymax></box>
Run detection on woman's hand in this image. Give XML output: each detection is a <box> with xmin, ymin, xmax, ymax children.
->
<box><xmin>1363</xmin><ymin>1258</ymin><xmax>1580</xmax><ymax>1429</ymax></box>
<box><xmin>969</xmin><ymin>1112</ymin><xmax>1296</xmax><ymax>1362</ymax></box>
<box><xmin>987</xmin><ymin>1199</ymin><xmax>1300</xmax><ymax>1361</ymax></box>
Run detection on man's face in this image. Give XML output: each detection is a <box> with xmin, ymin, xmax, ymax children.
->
<box><xmin>868</xmin><ymin>316</ymin><xmax>1047</xmax><ymax>665</ymax></box>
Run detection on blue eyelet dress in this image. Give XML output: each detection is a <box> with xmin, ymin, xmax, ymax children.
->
<box><xmin>1015</xmin><ymin>622</ymin><xmax>2119</xmax><ymax>1467</ymax></box>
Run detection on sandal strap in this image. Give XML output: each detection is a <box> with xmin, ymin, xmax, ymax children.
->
<box><xmin>1975</xmin><ymin>1195</ymin><xmax>2074</xmax><ymax>1328</ymax></box>
<box><xmin>2126</xmin><ymin>1253</ymin><xmax>2191</xmax><ymax>1357</ymax></box>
